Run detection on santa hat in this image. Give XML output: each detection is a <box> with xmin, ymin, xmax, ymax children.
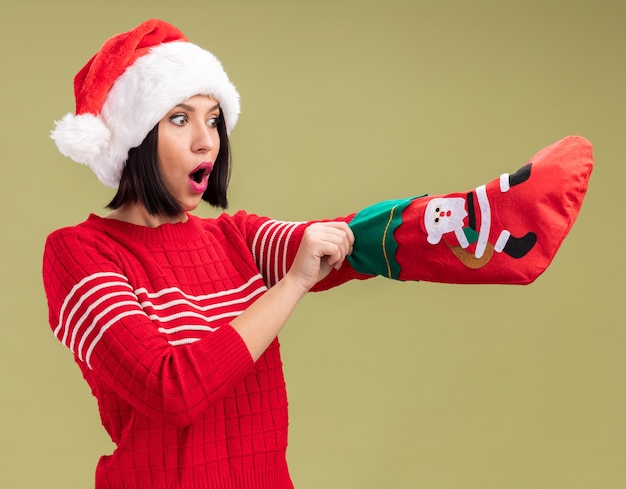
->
<box><xmin>51</xmin><ymin>19</ymin><xmax>240</xmax><ymax>188</ymax></box>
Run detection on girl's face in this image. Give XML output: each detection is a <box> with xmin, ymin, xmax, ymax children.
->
<box><xmin>157</xmin><ymin>95</ymin><xmax>222</xmax><ymax>215</ymax></box>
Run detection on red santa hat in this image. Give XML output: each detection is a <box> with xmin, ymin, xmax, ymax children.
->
<box><xmin>51</xmin><ymin>19</ymin><xmax>240</xmax><ymax>188</ymax></box>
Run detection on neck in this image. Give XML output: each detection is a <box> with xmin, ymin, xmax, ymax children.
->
<box><xmin>106</xmin><ymin>203</ymin><xmax>188</xmax><ymax>228</ymax></box>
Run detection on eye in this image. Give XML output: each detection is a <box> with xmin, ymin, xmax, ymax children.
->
<box><xmin>207</xmin><ymin>115</ymin><xmax>221</xmax><ymax>129</ymax></box>
<box><xmin>434</xmin><ymin>217</ymin><xmax>440</xmax><ymax>223</ymax></box>
<box><xmin>169</xmin><ymin>114</ymin><xmax>188</xmax><ymax>126</ymax></box>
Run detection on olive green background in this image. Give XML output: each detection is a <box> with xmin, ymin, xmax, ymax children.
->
<box><xmin>1</xmin><ymin>0</ymin><xmax>624</xmax><ymax>488</ymax></box>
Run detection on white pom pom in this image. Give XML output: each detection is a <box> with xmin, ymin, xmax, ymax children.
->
<box><xmin>51</xmin><ymin>113</ymin><xmax>110</xmax><ymax>162</ymax></box>
<box><xmin>51</xmin><ymin>113</ymin><xmax>118</xmax><ymax>187</ymax></box>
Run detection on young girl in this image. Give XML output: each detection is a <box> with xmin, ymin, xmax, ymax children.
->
<box><xmin>43</xmin><ymin>19</ymin><xmax>592</xmax><ymax>489</ymax></box>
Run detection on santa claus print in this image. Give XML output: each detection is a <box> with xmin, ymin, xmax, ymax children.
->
<box><xmin>423</xmin><ymin>164</ymin><xmax>537</xmax><ymax>269</ymax></box>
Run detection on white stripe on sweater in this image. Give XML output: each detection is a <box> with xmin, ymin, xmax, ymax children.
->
<box><xmin>84</xmin><ymin>310</ymin><xmax>148</xmax><ymax>368</ymax></box>
<box><xmin>149</xmin><ymin>309</ymin><xmax>241</xmax><ymax>326</ymax></box>
<box><xmin>251</xmin><ymin>220</ymin><xmax>275</xmax><ymax>269</ymax></box>
<box><xmin>58</xmin><ymin>272</ymin><xmax>268</xmax><ymax>369</ymax></box>
<box><xmin>138</xmin><ymin>279</ymin><xmax>266</xmax><ymax>313</ymax></box>
<box><xmin>54</xmin><ymin>272</ymin><xmax>129</xmax><ymax>340</ymax></box>
<box><xmin>279</xmin><ymin>223</ymin><xmax>300</xmax><ymax>285</ymax></box>
<box><xmin>69</xmin><ymin>290</ymin><xmax>138</xmax><ymax>352</ymax></box>
<box><xmin>267</xmin><ymin>222</ymin><xmax>301</xmax><ymax>287</ymax></box>
<box><xmin>78</xmin><ymin>300</ymin><xmax>146</xmax><ymax>362</ymax></box>
<box><xmin>252</xmin><ymin>220</ymin><xmax>305</xmax><ymax>287</ymax></box>
<box><xmin>257</xmin><ymin>221</ymin><xmax>283</xmax><ymax>283</ymax></box>
<box><xmin>134</xmin><ymin>274</ymin><xmax>265</xmax><ymax>301</ymax></box>
<box><xmin>168</xmin><ymin>337</ymin><xmax>201</xmax><ymax>346</ymax></box>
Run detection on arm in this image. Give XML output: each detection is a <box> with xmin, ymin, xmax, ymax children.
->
<box><xmin>231</xmin><ymin>221</ymin><xmax>354</xmax><ymax>361</ymax></box>
<box><xmin>231</xmin><ymin>211</ymin><xmax>372</xmax><ymax>291</ymax></box>
<box><xmin>43</xmin><ymin>228</ymin><xmax>254</xmax><ymax>427</ymax></box>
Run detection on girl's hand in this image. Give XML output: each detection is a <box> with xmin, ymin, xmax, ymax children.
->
<box><xmin>232</xmin><ymin>221</ymin><xmax>354</xmax><ymax>361</ymax></box>
<box><xmin>287</xmin><ymin>222</ymin><xmax>355</xmax><ymax>294</ymax></box>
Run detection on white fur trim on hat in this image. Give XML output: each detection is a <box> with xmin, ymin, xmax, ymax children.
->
<box><xmin>51</xmin><ymin>40</ymin><xmax>240</xmax><ymax>188</ymax></box>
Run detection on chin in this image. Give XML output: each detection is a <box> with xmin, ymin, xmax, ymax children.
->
<box><xmin>181</xmin><ymin>200</ymin><xmax>202</xmax><ymax>213</ymax></box>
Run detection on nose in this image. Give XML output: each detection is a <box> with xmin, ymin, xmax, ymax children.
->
<box><xmin>191</xmin><ymin>123</ymin><xmax>218</xmax><ymax>154</ymax></box>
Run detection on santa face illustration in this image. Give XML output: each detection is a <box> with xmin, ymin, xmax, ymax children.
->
<box><xmin>425</xmin><ymin>197</ymin><xmax>468</xmax><ymax>246</ymax></box>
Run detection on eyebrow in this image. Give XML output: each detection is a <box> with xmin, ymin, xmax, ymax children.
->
<box><xmin>175</xmin><ymin>102</ymin><xmax>221</xmax><ymax>113</ymax></box>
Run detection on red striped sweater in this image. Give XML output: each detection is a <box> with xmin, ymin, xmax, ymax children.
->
<box><xmin>42</xmin><ymin>211</ymin><xmax>367</xmax><ymax>489</ymax></box>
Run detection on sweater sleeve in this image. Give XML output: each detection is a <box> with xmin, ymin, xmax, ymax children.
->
<box><xmin>229</xmin><ymin>211</ymin><xmax>373</xmax><ymax>291</ymax></box>
<box><xmin>42</xmin><ymin>227</ymin><xmax>255</xmax><ymax>427</ymax></box>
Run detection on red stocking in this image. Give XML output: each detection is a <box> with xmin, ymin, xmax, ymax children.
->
<box><xmin>347</xmin><ymin>136</ymin><xmax>593</xmax><ymax>285</ymax></box>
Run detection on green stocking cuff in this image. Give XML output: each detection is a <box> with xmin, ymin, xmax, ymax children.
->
<box><xmin>347</xmin><ymin>196</ymin><xmax>423</xmax><ymax>279</ymax></box>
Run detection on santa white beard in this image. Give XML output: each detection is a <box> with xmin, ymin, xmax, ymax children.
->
<box><xmin>424</xmin><ymin>197</ymin><xmax>468</xmax><ymax>246</ymax></box>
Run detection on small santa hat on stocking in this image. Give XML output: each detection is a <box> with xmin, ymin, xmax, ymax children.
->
<box><xmin>51</xmin><ymin>19</ymin><xmax>240</xmax><ymax>187</ymax></box>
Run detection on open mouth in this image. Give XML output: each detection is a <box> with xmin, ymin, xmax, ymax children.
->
<box><xmin>190</xmin><ymin>168</ymin><xmax>206</xmax><ymax>183</ymax></box>
<box><xmin>189</xmin><ymin>162</ymin><xmax>213</xmax><ymax>184</ymax></box>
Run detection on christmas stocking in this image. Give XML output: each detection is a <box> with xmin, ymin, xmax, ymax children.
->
<box><xmin>347</xmin><ymin>135</ymin><xmax>593</xmax><ymax>285</ymax></box>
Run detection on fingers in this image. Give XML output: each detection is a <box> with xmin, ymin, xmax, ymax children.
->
<box><xmin>288</xmin><ymin>221</ymin><xmax>355</xmax><ymax>292</ymax></box>
<box><xmin>304</xmin><ymin>222</ymin><xmax>354</xmax><ymax>270</ymax></box>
